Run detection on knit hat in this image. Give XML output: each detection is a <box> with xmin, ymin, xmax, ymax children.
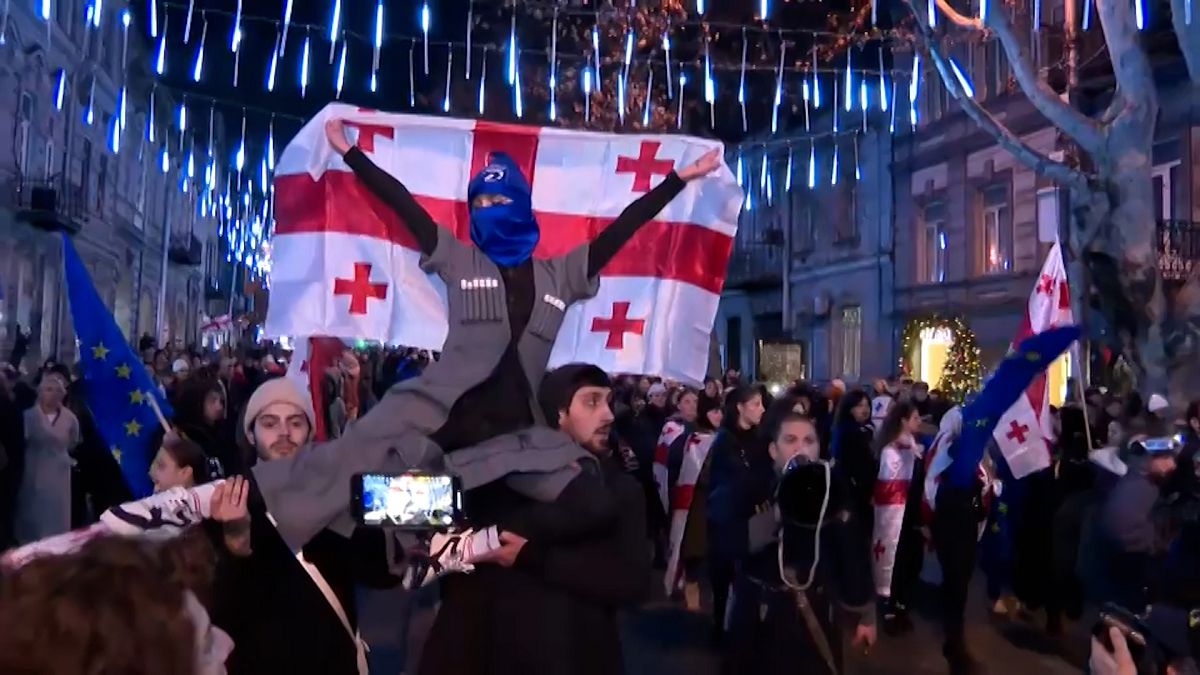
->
<box><xmin>1148</xmin><ymin>393</ymin><xmax>1170</xmax><ymax>414</ymax></box>
<box><xmin>242</xmin><ymin>377</ymin><xmax>317</xmax><ymax>441</ymax></box>
<box><xmin>172</xmin><ymin>358</ymin><xmax>191</xmax><ymax>374</ymax></box>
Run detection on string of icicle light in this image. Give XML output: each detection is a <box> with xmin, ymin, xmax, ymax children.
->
<box><xmin>145</xmin><ymin>1</ymin><xmax>926</xmax><ymax>136</ymax></box>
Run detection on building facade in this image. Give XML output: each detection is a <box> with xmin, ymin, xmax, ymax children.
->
<box><xmin>718</xmin><ymin>123</ymin><xmax>896</xmax><ymax>386</ymax></box>
<box><xmin>894</xmin><ymin>0</ymin><xmax>1199</xmax><ymax>399</ymax></box>
<box><xmin>0</xmin><ymin>0</ymin><xmax>237</xmax><ymax>368</ymax></box>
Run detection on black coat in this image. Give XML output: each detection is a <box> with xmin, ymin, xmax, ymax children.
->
<box><xmin>419</xmin><ymin>455</ymin><xmax>650</xmax><ymax>675</ymax></box>
<box><xmin>211</xmin><ymin>506</ymin><xmax>398</xmax><ymax>675</ymax></box>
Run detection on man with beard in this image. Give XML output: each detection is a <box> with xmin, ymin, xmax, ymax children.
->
<box><xmin>419</xmin><ymin>364</ymin><xmax>651</xmax><ymax>675</ymax></box>
<box><xmin>208</xmin><ymin>377</ymin><xmax>399</xmax><ymax>675</ymax></box>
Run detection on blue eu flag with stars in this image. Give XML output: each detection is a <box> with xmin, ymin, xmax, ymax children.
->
<box><xmin>948</xmin><ymin>325</ymin><xmax>1082</xmax><ymax>488</ymax></box>
<box><xmin>62</xmin><ymin>233</ymin><xmax>168</xmax><ymax>498</ymax></box>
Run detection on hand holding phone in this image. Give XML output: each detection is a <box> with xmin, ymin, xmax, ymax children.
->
<box><xmin>1090</xmin><ymin>626</ymin><xmax>1138</xmax><ymax>675</ymax></box>
<box><xmin>353</xmin><ymin>472</ymin><xmax>462</xmax><ymax>530</ymax></box>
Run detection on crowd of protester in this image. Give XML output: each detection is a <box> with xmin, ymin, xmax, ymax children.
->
<box><xmin>0</xmin><ymin>334</ymin><xmax>1199</xmax><ymax>675</ymax></box>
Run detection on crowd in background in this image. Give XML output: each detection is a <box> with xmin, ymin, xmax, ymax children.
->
<box><xmin>0</xmin><ymin>335</ymin><xmax>1198</xmax><ymax>674</ymax></box>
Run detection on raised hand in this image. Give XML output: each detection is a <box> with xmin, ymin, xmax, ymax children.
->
<box><xmin>211</xmin><ymin>476</ymin><xmax>252</xmax><ymax>557</ymax></box>
<box><xmin>210</xmin><ymin>476</ymin><xmax>249</xmax><ymax>524</ymax></box>
<box><xmin>676</xmin><ymin>148</ymin><xmax>723</xmax><ymax>182</ymax></box>
<box><xmin>324</xmin><ymin>119</ymin><xmax>352</xmax><ymax>156</ymax></box>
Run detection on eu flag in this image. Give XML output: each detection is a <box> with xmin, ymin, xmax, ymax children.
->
<box><xmin>62</xmin><ymin>233</ymin><xmax>168</xmax><ymax>498</ymax></box>
<box><xmin>948</xmin><ymin>325</ymin><xmax>1082</xmax><ymax>487</ymax></box>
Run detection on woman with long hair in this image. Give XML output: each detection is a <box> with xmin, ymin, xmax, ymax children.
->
<box><xmin>831</xmin><ymin>389</ymin><xmax>877</xmax><ymax>531</ymax></box>
<box><xmin>870</xmin><ymin>400</ymin><xmax>926</xmax><ymax>635</ymax></box>
<box><xmin>705</xmin><ymin>385</ymin><xmax>768</xmax><ymax>643</ymax></box>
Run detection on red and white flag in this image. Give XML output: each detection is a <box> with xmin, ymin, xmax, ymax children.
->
<box><xmin>992</xmin><ymin>242</ymin><xmax>1074</xmax><ymax>478</ymax></box>
<box><xmin>265</xmin><ymin>104</ymin><xmax>743</xmax><ymax>383</ymax></box>
<box><xmin>663</xmin><ymin>431</ymin><xmax>716</xmax><ymax>596</ymax></box>
<box><xmin>652</xmin><ymin>419</ymin><xmax>689</xmax><ymax>515</ymax></box>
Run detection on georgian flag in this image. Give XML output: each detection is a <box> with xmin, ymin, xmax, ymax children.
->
<box><xmin>663</xmin><ymin>431</ymin><xmax>717</xmax><ymax>596</ymax></box>
<box><xmin>265</xmin><ymin>103</ymin><xmax>743</xmax><ymax>383</ymax></box>
<box><xmin>652</xmin><ymin>419</ymin><xmax>689</xmax><ymax>515</ymax></box>
<box><xmin>991</xmin><ymin>242</ymin><xmax>1075</xmax><ymax>478</ymax></box>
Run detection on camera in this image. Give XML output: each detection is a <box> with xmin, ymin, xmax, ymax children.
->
<box><xmin>1092</xmin><ymin>603</ymin><xmax>1196</xmax><ymax>674</ymax></box>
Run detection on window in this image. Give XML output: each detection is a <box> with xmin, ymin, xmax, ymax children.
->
<box><xmin>980</xmin><ymin>183</ymin><xmax>1013</xmax><ymax>274</ymax></box>
<box><xmin>983</xmin><ymin>40</ymin><xmax>1008</xmax><ymax>99</ymax></box>
<box><xmin>795</xmin><ymin>199</ymin><xmax>816</xmax><ymax>251</ymax></box>
<box><xmin>921</xmin><ymin>201</ymin><xmax>947</xmax><ymax>283</ymax></box>
<box><xmin>840</xmin><ymin>305</ymin><xmax>862</xmax><ymax>380</ymax></box>
<box><xmin>1152</xmin><ymin>161</ymin><xmax>1181</xmax><ymax>222</ymax></box>
<box><xmin>80</xmin><ymin>138</ymin><xmax>93</xmax><ymax>201</ymax></box>
<box><xmin>44</xmin><ymin>140</ymin><xmax>54</xmax><ymax>180</ymax></box>
<box><xmin>834</xmin><ymin>160</ymin><xmax>858</xmax><ymax>242</ymax></box>
<box><xmin>1037</xmin><ymin>187</ymin><xmax>1060</xmax><ymax>242</ymax></box>
<box><xmin>17</xmin><ymin>92</ymin><xmax>33</xmax><ymax>176</ymax></box>
<box><xmin>726</xmin><ymin>316</ymin><xmax>742</xmax><ymax>374</ymax></box>
<box><xmin>97</xmin><ymin>153</ymin><xmax>108</xmax><ymax>210</ymax></box>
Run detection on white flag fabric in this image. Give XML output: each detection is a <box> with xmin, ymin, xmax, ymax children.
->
<box><xmin>991</xmin><ymin>242</ymin><xmax>1074</xmax><ymax>478</ymax></box>
<box><xmin>265</xmin><ymin>103</ymin><xmax>743</xmax><ymax>383</ymax></box>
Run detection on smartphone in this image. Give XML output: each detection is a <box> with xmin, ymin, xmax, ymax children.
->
<box><xmin>1092</xmin><ymin>604</ymin><xmax>1149</xmax><ymax>665</ymax></box>
<box><xmin>352</xmin><ymin>472</ymin><xmax>462</xmax><ymax>529</ymax></box>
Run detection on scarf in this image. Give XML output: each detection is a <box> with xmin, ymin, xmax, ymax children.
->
<box><xmin>466</xmin><ymin>152</ymin><xmax>540</xmax><ymax>266</ymax></box>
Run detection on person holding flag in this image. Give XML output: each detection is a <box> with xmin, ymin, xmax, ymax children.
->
<box><xmin>933</xmin><ymin>325</ymin><xmax>1081</xmax><ymax>675</ymax></box>
<box><xmin>252</xmin><ymin>118</ymin><xmax>725</xmax><ymax>552</ymax></box>
<box><xmin>59</xmin><ymin>233</ymin><xmax>173</xmax><ymax>500</ymax></box>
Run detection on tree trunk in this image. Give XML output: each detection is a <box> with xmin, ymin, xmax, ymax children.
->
<box><xmin>1068</xmin><ymin>131</ymin><xmax>1171</xmax><ymax>398</ymax></box>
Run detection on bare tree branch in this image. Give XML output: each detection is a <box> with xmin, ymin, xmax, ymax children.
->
<box><xmin>981</xmin><ymin>1</ymin><xmax>1107</xmax><ymax>152</ymax></box>
<box><xmin>1095</xmin><ymin>0</ymin><xmax>1159</xmax><ymax>116</ymax></box>
<box><xmin>1169</xmin><ymin>0</ymin><xmax>1200</xmax><ymax>84</ymax></box>
<box><xmin>904</xmin><ymin>0</ymin><xmax>1092</xmax><ymax>191</ymax></box>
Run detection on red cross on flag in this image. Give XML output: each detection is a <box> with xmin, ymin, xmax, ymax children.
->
<box><xmin>992</xmin><ymin>241</ymin><xmax>1075</xmax><ymax>478</ymax></box>
<box><xmin>264</xmin><ymin>103</ymin><xmax>742</xmax><ymax>383</ymax></box>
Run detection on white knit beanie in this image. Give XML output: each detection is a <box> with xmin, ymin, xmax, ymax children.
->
<box><xmin>242</xmin><ymin>377</ymin><xmax>317</xmax><ymax>440</ymax></box>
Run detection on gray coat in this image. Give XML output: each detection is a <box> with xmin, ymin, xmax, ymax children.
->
<box><xmin>254</xmin><ymin>227</ymin><xmax>598</xmax><ymax>549</ymax></box>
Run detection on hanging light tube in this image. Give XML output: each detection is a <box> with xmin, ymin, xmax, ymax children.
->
<box><xmin>191</xmin><ymin>18</ymin><xmax>207</xmax><ymax>82</ymax></box>
<box><xmin>300</xmin><ymin>33</ymin><xmax>311</xmax><ymax>97</ymax></box>
<box><xmin>583</xmin><ymin>66</ymin><xmax>592</xmax><ymax>123</ymax></box>
<box><xmin>328</xmin><ymin>0</ymin><xmax>340</xmax><ymax>62</ymax></box>
<box><xmin>421</xmin><ymin>2</ymin><xmax>431</xmax><ymax>74</ymax></box>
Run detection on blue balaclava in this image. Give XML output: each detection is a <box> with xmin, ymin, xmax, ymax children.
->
<box><xmin>466</xmin><ymin>152</ymin><xmax>539</xmax><ymax>266</ymax></box>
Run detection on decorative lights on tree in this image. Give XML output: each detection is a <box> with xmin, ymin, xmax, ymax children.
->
<box><xmin>899</xmin><ymin>316</ymin><xmax>983</xmax><ymax>401</ymax></box>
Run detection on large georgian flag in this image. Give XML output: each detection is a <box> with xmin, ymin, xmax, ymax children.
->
<box><xmin>265</xmin><ymin>103</ymin><xmax>743</xmax><ymax>383</ymax></box>
<box><xmin>991</xmin><ymin>242</ymin><xmax>1075</xmax><ymax>478</ymax></box>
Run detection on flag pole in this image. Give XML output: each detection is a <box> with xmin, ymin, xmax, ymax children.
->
<box><xmin>145</xmin><ymin>391</ymin><xmax>173</xmax><ymax>434</ymax></box>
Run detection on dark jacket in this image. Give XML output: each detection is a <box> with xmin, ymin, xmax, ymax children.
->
<box><xmin>211</xmin><ymin>506</ymin><xmax>398</xmax><ymax>675</ymax></box>
<box><xmin>706</xmin><ymin>426</ymin><xmax>774</xmax><ymax>565</ymax></box>
<box><xmin>419</xmin><ymin>455</ymin><xmax>649</xmax><ymax>675</ymax></box>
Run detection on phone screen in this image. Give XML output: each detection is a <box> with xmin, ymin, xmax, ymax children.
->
<box><xmin>357</xmin><ymin>473</ymin><xmax>459</xmax><ymax>529</ymax></box>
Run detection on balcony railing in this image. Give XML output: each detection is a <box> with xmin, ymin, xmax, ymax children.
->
<box><xmin>168</xmin><ymin>233</ymin><xmax>203</xmax><ymax>266</ymax></box>
<box><xmin>725</xmin><ymin>224</ymin><xmax>786</xmax><ymax>291</ymax></box>
<box><xmin>1</xmin><ymin>174</ymin><xmax>87</xmax><ymax>233</ymax></box>
<box><xmin>1158</xmin><ymin>220</ymin><xmax>1200</xmax><ymax>283</ymax></box>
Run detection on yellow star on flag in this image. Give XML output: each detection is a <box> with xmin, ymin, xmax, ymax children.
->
<box><xmin>110</xmin><ymin>445</ymin><xmax>122</xmax><ymax>462</ymax></box>
<box><xmin>91</xmin><ymin>343</ymin><xmax>110</xmax><ymax>360</ymax></box>
<box><xmin>998</xmin><ymin>502</ymin><xmax>1009</xmax><ymax>515</ymax></box>
<box><xmin>1025</xmin><ymin>351</ymin><xmax>1042</xmax><ymax>362</ymax></box>
<box><xmin>124</xmin><ymin>419</ymin><xmax>142</xmax><ymax>437</ymax></box>
<box><xmin>129</xmin><ymin>389</ymin><xmax>145</xmax><ymax>405</ymax></box>
<box><xmin>115</xmin><ymin>363</ymin><xmax>132</xmax><ymax>379</ymax></box>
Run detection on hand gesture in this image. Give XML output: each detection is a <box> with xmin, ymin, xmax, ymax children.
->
<box><xmin>468</xmin><ymin>530</ymin><xmax>527</xmax><ymax>568</ymax></box>
<box><xmin>676</xmin><ymin>148</ymin><xmax>722</xmax><ymax>182</ymax></box>
<box><xmin>210</xmin><ymin>476</ymin><xmax>249</xmax><ymax>524</ymax></box>
<box><xmin>324</xmin><ymin>119</ymin><xmax>352</xmax><ymax>156</ymax></box>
